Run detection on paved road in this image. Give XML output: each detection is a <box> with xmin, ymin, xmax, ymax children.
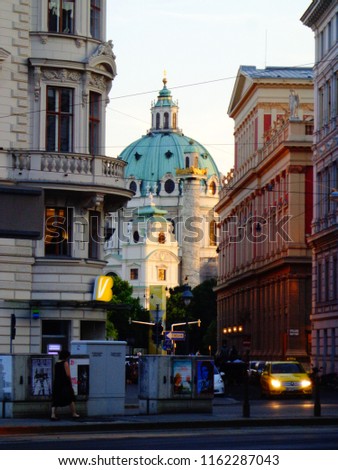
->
<box><xmin>1</xmin><ymin>424</ymin><xmax>338</xmax><ymax>450</ymax></box>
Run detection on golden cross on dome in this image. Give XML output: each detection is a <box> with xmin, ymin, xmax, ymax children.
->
<box><xmin>163</xmin><ymin>69</ymin><xmax>167</xmax><ymax>85</ymax></box>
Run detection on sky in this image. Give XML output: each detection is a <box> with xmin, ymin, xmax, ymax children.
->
<box><xmin>105</xmin><ymin>0</ymin><xmax>314</xmax><ymax>177</ymax></box>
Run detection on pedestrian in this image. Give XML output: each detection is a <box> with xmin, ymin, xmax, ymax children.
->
<box><xmin>50</xmin><ymin>350</ymin><xmax>80</xmax><ymax>421</ymax></box>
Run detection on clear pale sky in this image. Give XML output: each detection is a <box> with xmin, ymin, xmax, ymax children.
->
<box><xmin>105</xmin><ymin>0</ymin><xmax>314</xmax><ymax>176</ymax></box>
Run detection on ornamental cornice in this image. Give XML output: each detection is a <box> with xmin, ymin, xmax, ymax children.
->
<box><xmin>89</xmin><ymin>72</ymin><xmax>107</xmax><ymax>92</ymax></box>
<box><xmin>41</xmin><ymin>68</ymin><xmax>81</xmax><ymax>83</ymax></box>
<box><xmin>287</xmin><ymin>165</ymin><xmax>307</xmax><ymax>174</ymax></box>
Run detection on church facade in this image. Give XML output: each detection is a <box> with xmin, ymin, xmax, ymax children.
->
<box><xmin>104</xmin><ymin>77</ymin><xmax>221</xmax><ymax>306</ymax></box>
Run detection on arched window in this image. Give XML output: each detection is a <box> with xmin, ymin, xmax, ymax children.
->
<box><xmin>129</xmin><ymin>181</ymin><xmax>137</xmax><ymax>193</ymax></box>
<box><xmin>209</xmin><ymin>181</ymin><xmax>216</xmax><ymax>195</ymax></box>
<box><xmin>209</xmin><ymin>220</ymin><xmax>217</xmax><ymax>246</ymax></box>
<box><xmin>185</xmin><ymin>156</ymin><xmax>190</xmax><ymax>168</ymax></box>
<box><xmin>156</xmin><ymin>113</ymin><xmax>160</xmax><ymax>129</ymax></box>
<box><xmin>164</xmin><ymin>112</ymin><xmax>169</xmax><ymax>129</ymax></box>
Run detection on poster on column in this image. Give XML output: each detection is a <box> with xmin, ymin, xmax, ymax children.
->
<box><xmin>31</xmin><ymin>357</ymin><xmax>53</xmax><ymax>397</ymax></box>
<box><xmin>0</xmin><ymin>355</ymin><xmax>12</xmax><ymax>400</ymax></box>
<box><xmin>69</xmin><ymin>356</ymin><xmax>89</xmax><ymax>396</ymax></box>
<box><xmin>173</xmin><ymin>358</ymin><xmax>192</xmax><ymax>396</ymax></box>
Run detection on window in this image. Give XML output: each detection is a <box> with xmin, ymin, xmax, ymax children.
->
<box><xmin>164</xmin><ymin>112</ymin><xmax>169</xmax><ymax>129</ymax></box>
<box><xmin>158</xmin><ymin>232</ymin><xmax>166</xmax><ymax>244</ymax></box>
<box><xmin>318</xmin><ymin>87</ymin><xmax>324</xmax><ymax>128</ymax></box>
<box><xmin>164</xmin><ymin>179</ymin><xmax>175</xmax><ymax>194</ymax></box>
<box><xmin>90</xmin><ymin>0</ymin><xmax>101</xmax><ymax>39</ymax></box>
<box><xmin>89</xmin><ymin>92</ymin><xmax>101</xmax><ymax>155</ymax></box>
<box><xmin>209</xmin><ymin>220</ymin><xmax>217</xmax><ymax>246</ymax></box>
<box><xmin>46</xmin><ymin>87</ymin><xmax>73</xmax><ymax>152</ymax></box>
<box><xmin>327</xmin><ymin>80</ymin><xmax>331</xmax><ymax>122</ymax></box>
<box><xmin>173</xmin><ymin>113</ymin><xmax>177</xmax><ymax>128</ymax></box>
<box><xmin>334</xmin><ymin>256</ymin><xmax>338</xmax><ymax>300</ymax></box>
<box><xmin>209</xmin><ymin>181</ymin><xmax>216</xmax><ymax>195</ymax></box>
<box><xmin>42</xmin><ymin>320</ymin><xmax>70</xmax><ymax>354</ymax></box>
<box><xmin>328</xmin><ymin>20</ymin><xmax>332</xmax><ymax>50</ymax></box>
<box><xmin>45</xmin><ymin>207</ymin><xmax>73</xmax><ymax>256</ymax></box>
<box><xmin>130</xmin><ymin>268</ymin><xmax>138</xmax><ymax>280</ymax></box>
<box><xmin>129</xmin><ymin>181</ymin><xmax>137</xmax><ymax>193</ymax></box>
<box><xmin>48</xmin><ymin>0</ymin><xmax>75</xmax><ymax>34</ymax></box>
<box><xmin>158</xmin><ymin>268</ymin><xmax>166</xmax><ymax>281</ymax></box>
<box><xmin>156</xmin><ymin>113</ymin><xmax>160</xmax><ymax>130</ymax></box>
<box><xmin>89</xmin><ymin>210</ymin><xmax>100</xmax><ymax>259</ymax></box>
<box><xmin>317</xmin><ymin>262</ymin><xmax>322</xmax><ymax>303</ymax></box>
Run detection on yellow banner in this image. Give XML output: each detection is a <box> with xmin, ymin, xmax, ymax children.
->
<box><xmin>149</xmin><ymin>285</ymin><xmax>166</xmax><ymax>312</ymax></box>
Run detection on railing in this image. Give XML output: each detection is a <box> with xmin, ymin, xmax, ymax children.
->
<box><xmin>6</xmin><ymin>150</ymin><xmax>126</xmax><ymax>184</ymax></box>
<box><xmin>219</xmin><ymin>119</ymin><xmax>313</xmax><ymax>199</ymax></box>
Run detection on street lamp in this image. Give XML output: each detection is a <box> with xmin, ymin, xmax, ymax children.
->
<box><xmin>182</xmin><ymin>285</ymin><xmax>193</xmax><ymax>354</ymax></box>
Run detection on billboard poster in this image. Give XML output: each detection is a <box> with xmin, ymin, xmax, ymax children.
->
<box><xmin>196</xmin><ymin>360</ymin><xmax>214</xmax><ymax>396</ymax></box>
<box><xmin>173</xmin><ymin>359</ymin><xmax>192</xmax><ymax>396</ymax></box>
<box><xmin>69</xmin><ymin>357</ymin><xmax>89</xmax><ymax>396</ymax></box>
<box><xmin>0</xmin><ymin>356</ymin><xmax>12</xmax><ymax>400</ymax></box>
<box><xmin>31</xmin><ymin>357</ymin><xmax>53</xmax><ymax>397</ymax></box>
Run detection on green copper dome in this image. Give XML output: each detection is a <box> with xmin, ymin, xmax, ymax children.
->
<box><xmin>119</xmin><ymin>132</ymin><xmax>219</xmax><ymax>182</ymax></box>
<box><xmin>118</xmin><ymin>77</ymin><xmax>220</xmax><ymax>192</ymax></box>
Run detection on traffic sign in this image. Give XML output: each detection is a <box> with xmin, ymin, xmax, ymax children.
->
<box><xmin>162</xmin><ymin>339</ymin><xmax>172</xmax><ymax>351</ymax></box>
<box><xmin>164</xmin><ymin>331</ymin><xmax>186</xmax><ymax>341</ymax></box>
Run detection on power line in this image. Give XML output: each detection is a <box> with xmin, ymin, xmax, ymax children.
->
<box><xmin>0</xmin><ymin>60</ymin><xmax>318</xmax><ymax>121</ymax></box>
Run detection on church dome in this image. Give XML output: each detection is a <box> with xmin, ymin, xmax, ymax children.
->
<box><xmin>118</xmin><ymin>77</ymin><xmax>220</xmax><ymax>186</ymax></box>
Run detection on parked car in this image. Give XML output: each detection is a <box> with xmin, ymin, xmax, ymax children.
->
<box><xmin>260</xmin><ymin>361</ymin><xmax>312</xmax><ymax>398</ymax></box>
<box><xmin>214</xmin><ymin>365</ymin><xmax>225</xmax><ymax>395</ymax></box>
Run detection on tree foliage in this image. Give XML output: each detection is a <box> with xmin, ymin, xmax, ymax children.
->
<box><xmin>166</xmin><ymin>279</ymin><xmax>217</xmax><ymax>355</ymax></box>
<box><xmin>106</xmin><ymin>276</ymin><xmax>149</xmax><ymax>350</ymax></box>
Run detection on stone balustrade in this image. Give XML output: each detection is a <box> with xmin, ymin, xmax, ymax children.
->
<box><xmin>1</xmin><ymin>150</ymin><xmax>126</xmax><ymax>186</ymax></box>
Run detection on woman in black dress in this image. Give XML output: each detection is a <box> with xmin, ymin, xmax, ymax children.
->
<box><xmin>51</xmin><ymin>350</ymin><xmax>80</xmax><ymax>420</ymax></box>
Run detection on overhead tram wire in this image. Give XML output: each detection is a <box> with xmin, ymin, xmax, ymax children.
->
<box><xmin>0</xmin><ymin>59</ymin><xmax>318</xmax><ymax>121</ymax></box>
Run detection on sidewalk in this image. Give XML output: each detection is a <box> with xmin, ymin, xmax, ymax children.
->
<box><xmin>1</xmin><ymin>395</ymin><xmax>338</xmax><ymax>436</ymax></box>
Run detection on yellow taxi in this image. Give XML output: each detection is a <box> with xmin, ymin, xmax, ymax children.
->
<box><xmin>260</xmin><ymin>361</ymin><xmax>312</xmax><ymax>398</ymax></box>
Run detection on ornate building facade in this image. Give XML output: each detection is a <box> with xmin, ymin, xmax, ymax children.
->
<box><xmin>0</xmin><ymin>0</ymin><xmax>131</xmax><ymax>354</ymax></box>
<box><xmin>302</xmin><ymin>0</ymin><xmax>338</xmax><ymax>374</ymax></box>
<box><xmin>215</xmin><ymin>66</ymin><xmax>314</xmax><ymax>362</ymax></box>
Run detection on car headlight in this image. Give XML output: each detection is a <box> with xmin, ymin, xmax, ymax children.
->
<box><xmin>301</xmin><ymin>380</ymin><xmax>311</xmax><ymax>388</ymax></box>
<box><xmin>270</xmin><ymin>379</ymin><xmax>281</xmax><ymax>388</ymax></box>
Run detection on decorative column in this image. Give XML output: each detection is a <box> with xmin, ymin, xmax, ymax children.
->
<box><xmin>177</xmin><ymin>168</ymin><xmax>206</xmax><ymax>288</ymax></box>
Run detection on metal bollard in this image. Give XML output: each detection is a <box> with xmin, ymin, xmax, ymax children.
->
<box><xmin>242</xmin><ymin>370</ymin><xmax>250</xmax><ymax>418</ymax></box>
<box><xmin>313</xmin><ymin>367</ymin><xmax>321</xmax><ymax>417</ymax></box>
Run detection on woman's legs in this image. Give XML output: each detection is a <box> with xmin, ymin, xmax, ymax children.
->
<box><xmin>51</xmin><ymin>406</ymin><xmax>58</xmax><ymax>419</ymax></box>
<box><xmin>70</xmin><ymin>401</ymin><xmax>80</xmax><ymax>418</ymax></box>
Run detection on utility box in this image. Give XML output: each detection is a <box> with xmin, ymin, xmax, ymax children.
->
<box><xmin>0</xmin><ymin>354</ymin><xmax>88</xmax><ymax>418</ymax></box>
<box><xmin>138</xmin><ymin>355</ymin><xmax>214</xmax><ymax>414</ymax></box>
<box><xmin>71</xmin><ymin>340</ymin><xmax>126</xmax><ymax>416</ymax></box>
